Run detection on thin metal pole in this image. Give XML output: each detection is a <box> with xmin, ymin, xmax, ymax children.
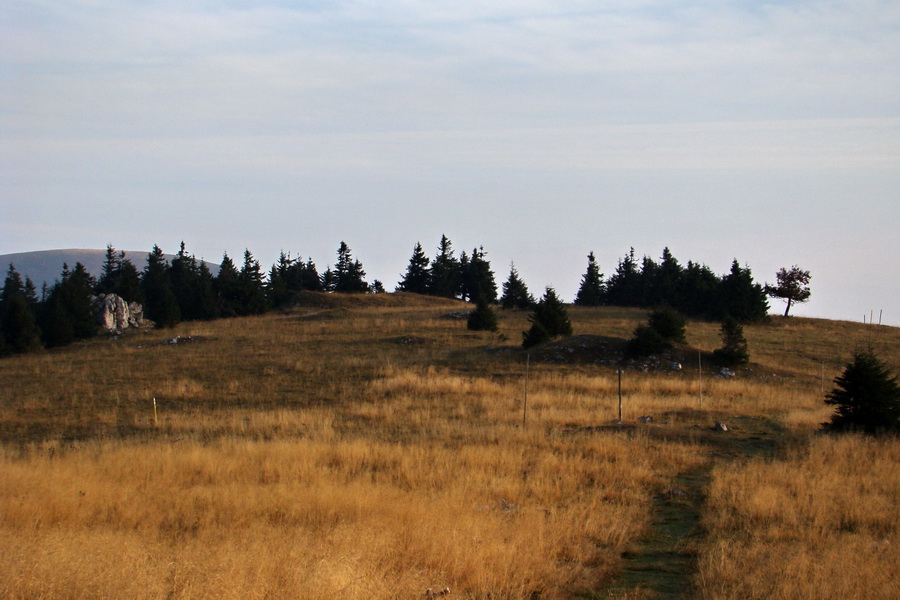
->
<box><xmin>617</xmin><ymin>368</ymin><xmax>623</xmax><ymax>422</ymax></box>
<box><xmin>698</xmin><ymin>351</ymin><xmax>703</xmax><ymax>409</ymax></box>
<box><xmin>523</xmin><ymin>353</ymin><xmax>530</xmax><ymax>428</ymax></box>
<box><xmin>821</xmin><ymin>362</ymin><xmax>825</xmax><ymax>395</ymax></box>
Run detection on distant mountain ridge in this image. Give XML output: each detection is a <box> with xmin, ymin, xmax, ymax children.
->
<box><xmin>0</xmin><ymin>249</ymin><xmax>219</xmax><ymax>289</ymax></box>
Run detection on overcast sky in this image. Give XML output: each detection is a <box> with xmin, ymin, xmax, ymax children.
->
<box><xmin>2</xmin><ymin>1</ymin><xmax>898</xmax><ymax>324</ymax></box>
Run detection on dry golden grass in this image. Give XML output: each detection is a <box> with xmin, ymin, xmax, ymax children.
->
<box><xmin>695</xmin><ymin>434</ymin><xmax>900</xmax><ymax>600</ymax></box>
<box><xmin>0</xmin><ymin>294</ymin><xmax>898</xmax><ymax>599</ymax></box>
<box><xmin>0</xmin><ymin>418</ymin><xmax>706</xmax><ymax>598</ymax></box>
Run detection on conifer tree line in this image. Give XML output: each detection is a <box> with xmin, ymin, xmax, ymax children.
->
<box><xmin>0</xmin><ymin>240</ymin><xmax>373</xmax><ymax>355</ymax></box>
<box><xmin>2</xmin><ymin>237</ymin><xmax>772</xmax><ymax>356</ymax></box>
<box><xmin>575</xmin><ymin>247</ymin><xmax>770</xmax><ymax>322</ymax></box>
<box><xmin>397</xmin><ymin>235</ymin><xmax>498</xmax><ymax>303</ymax></box>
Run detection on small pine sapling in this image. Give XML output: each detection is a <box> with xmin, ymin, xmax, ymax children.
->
<box><xmin>468</xmin><ymin>296</ymin><xmax>498</xmax><ymax>332</ymax></box>
<box><xmin>713</xmin><ymin>316</ymin><xmax>750</xmax><ymax>366</ymax></box>
<box><xmin>825</xmin><ymin>349</ymin><xmax>900</xmax><ymax>434</ymax></box>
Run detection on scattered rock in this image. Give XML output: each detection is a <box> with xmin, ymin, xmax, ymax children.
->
<box><xmin>714</xmin><ymin>421</ymin><xmax>730</xmax><ymax>432</ymax></box>
<box><xmin>390</xmin><ymin>335</ymin><xmax>433</xmax><ymax>345</ymax></box>
<box><xmin>424</xmin><ymin>587</ymin><xmax>451</xmax><ymax>598</ymax></box>
<box><xmin>444</xmin><ymin>311</ymin><xmax>470</xmax><ymax>320</ymax></box>
<box><xmin>669</xmin><ymin>488</ymin><xmax>688</xmax><ymax>497</ymax></box>
<box><xmin>163</xmin><ymin>335</ymin><xmax>198</xmax><ymax>346</ymax></box>
<box><xmin>720</xmin><ymin>368</ymin><xmax>736</xmax><ymax>378</ymax></box>
<box><xmin>637</xmin><ymin>415</ymin><xmax>653</xmax><ymax>423</ymax></box>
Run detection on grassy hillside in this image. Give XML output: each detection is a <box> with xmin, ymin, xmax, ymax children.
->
<box><xmin>1</xmin><ymin>294</ymin><xmax>897</xmax><ymax>599</ymax></box>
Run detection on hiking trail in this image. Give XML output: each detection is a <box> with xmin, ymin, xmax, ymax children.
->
<box><xmin>598</xmin><ymin>415</ymin><xmax>786</xmax><ymax>600</ymax></box>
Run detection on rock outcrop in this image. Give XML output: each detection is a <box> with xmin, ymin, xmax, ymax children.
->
<box><xmin>92</xmin><ymin>294</ymin><xmax>147</xmax><ymax>332</ymax></box>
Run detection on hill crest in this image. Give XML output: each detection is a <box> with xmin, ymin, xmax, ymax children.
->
<box><xmin>0</xmin><ymin>249</ymin><xmax>219</xmax><ymax>288</ymax></box>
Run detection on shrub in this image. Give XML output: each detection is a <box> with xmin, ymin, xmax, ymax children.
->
<box><xmin>825</xmin><ymin>349</ymin><xmax>900</xmax><ymax>434</ymax></box>
<box><xmin>647</xmin><ymin>306</ymin><xmax>686</xmax><ymax>344</ymax></box>
<box><xmin>626</xmin><ymin>324</ymin><xmax>670</xmax><ymax>357</ymax></box>
<box><xmin>522</xmin><ymin>288</ymin><xmax>572</xmax><ymax>348</ymax></box>
<box><xmin>522</xmin><ymin>321</ymin><xmax>551</xmax><ymax>348</ymax></box>
<box><xmin>467</xmin><ymin>297</ymin><xmax>498</xmax><ymax>332</ymax></box>
<box><xmin>626</xmin><ymin>307</ymin><xmax>686</xmax><ymax>357</ymax></box>
<box><xmin>713</xmin><ymin>316</ymin><xmax>749</xmax><ymax>366</ymax></box>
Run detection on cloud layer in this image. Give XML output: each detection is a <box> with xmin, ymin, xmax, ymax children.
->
<box><xmin>2</xmin><ymin>1</ymin><xmax>899</xmax><ymax>322</ymax></box>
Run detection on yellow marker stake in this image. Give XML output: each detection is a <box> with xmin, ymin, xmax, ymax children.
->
<box><xmin>153</xmin><ymin>397</ymin><xmax>158</xmax><ymax>427</ymax></box>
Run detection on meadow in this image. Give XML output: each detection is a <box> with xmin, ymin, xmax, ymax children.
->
<box><xmin>1</xmin><ymin>293</ymin><xmax>897</xmax><ymax>599</ymax></box>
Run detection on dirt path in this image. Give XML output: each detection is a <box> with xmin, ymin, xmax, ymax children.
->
<box><xmin>598</xmin><ymin>415</ymin><xmax>786</xmax><ymax>599</ymax></box>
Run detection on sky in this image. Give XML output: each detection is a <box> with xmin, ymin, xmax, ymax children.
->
<box><xmin>2</xmin><ymin>1</ymin><xmax>898</xmax><ymax>325</ymax></box>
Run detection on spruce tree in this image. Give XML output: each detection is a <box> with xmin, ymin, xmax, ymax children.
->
<box><xmin>647</xmin><ymin>306</ymin><xmax>686</xmax><ymax>344</ymax></box>
<box><xmin>333</xmin><ymin>242</ymin><xmax>368</xmax><ymax>293</ymax></box>
<box><xmin>500</xmin><ymin>264</ymin><xmax>534</xmax><ymax>310</ymax></box>
<box><xmin>713</xmin><ymin>316</ymin><xmax>750</xmax><ymax>366</ymax></box>
<box><xmin>720</xmin><ymin>259</ymin><xmax>769</xmax><ymax>322</ymax></box>
<box><xmin>347</xmin><ymin>259</ymin><xmax>368</xmax><ymax>292</ymax></box>
<box><xmin>116</xmin><ymin>256</ymin><xmax>143</xmax><ymax>304</ymax></box>
<box><xmin>321</xmin><ymin>267</ymin><xmax>336</xmax><ymax>292</ymax></box>
<box><xmin>428</xmin><ymin>235</ymin><xmax>460</xmax><ymax>299</ymax></box>
<box><xmin>142</xmin><ymin>246</ymin><xmax>180</xmax><ymax>328</ymax></box>
<box><xmin>1</xmin><ymin>264</ymin><xmax>25</xmax><ymax>308</ymax></box>
<box><xmin>680</xmin><ymin>261</ymin><xmax>722</xmax><ymax>318</ymax></box>
<box><xmin>626</xmin><ymin>324</ymin><xmax>669</xmax><ymax>357</ymax></box>
<box><xmin>468</xmin><ymin>295</ymin><xmax>498</xmax><ymax>332</ymax></box>
<box><xmin>605</xmin><ymin>248</ymin><xmax>641</xmax><ymax>307</ymax></box>
<box><xmin>59</xmin><ymin>263</ymin><xmax>97</xmax><ymax>339</ymax></box>
<box><xmin>534</xmin><ymin>286</ymin><xmax>573</xmax><ymax>337</ymax></box>
<box><xmin>460</xmin><ymin>246</ymin><xmax>497</xmax><ymax>303</ymax></box>
<box><xmin>215</xmin><ymin>253</ymin><xmax>242</xmax><ymax>318</ymax></box>
<box><xmin>169</xmin><ymin>242</ymin><xmax>203</xmax><ymax>320</ymax></box>
<box><xmin>522</xmin><ymin>287</ymin><xmax>572</xmax><ymax>348</ymax></box>
<box><xmin>23</xmin><ymin>277</ymin><xmax>39</xmax><ymax>308</ymax></box>
<box><xmin>193</xmin><ymin>261</ymin><xmax>220</xmax><ymax>320</ymax></box>
<box><xmin>826</xmin><ymin>350</ymin><xmax>900</xmax><ymax>434</ymax></box>
<box><xmin>522</xmin><ymin>320</ymin><xmax>550</xmax><ymax>348</ymax></box>
<box><xmin>397</xmin><ymin>242</ymin><xmax>431</xmax><ymax>294</ymax></box>
<box><xmin>97</xmin><ymin>244</ymin><xmax>120</xmax><ymax>295</ymax></box>
<box><xmin>36</xmin><ymin>263</ymin><xmax>97</xmax><ymax>342</ymax></box>
<box><xmin>574</xmin><ymin>251</ymin><xmax>605</xmax><ymax>306</ymax></box>
<box><xmin>239</xmin><ymin>249</ymin><xmax>269</xmax><ymax>314</ymax></box>
<box><xmin>626</xmin><ymin>306</ymin><xmax>686</xmax><ymax>357</ymax></box>
<box><xmin>2</xmin><ymin>295</ymin><xmax>42</xmax><ymax>353</ymax></box>
<box><xmin>1</xmin><ymin>265</ymin><xmax>42</xmax><ymax>353</ymax></box>
<box><xmin>40</xmin><ymin>294</ymin><xmax>75</xmax><ymax>348</ymax></box>
<box><xmin>96</xmin><ymin>245</ymin><xmax>142</xmax><ymax>303</ymax></box>
<box><xmin>654</xmin><ymin>247</ymin><xmax>683</xmax><ymax>308</ymax></box>
<box><xmin>298</xmin><ymin>258</ymin><xmax>322</xmax><ymax>291</ymax></box>
<box><xmin>267</xmin><ymin>252</ymin><xmax>293</xmax><ymax>308</ymax></box>
<box><xmin>637</xmin><ymin>254</ymin><xmax>660</xmax><ymax>307</ymax></box>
